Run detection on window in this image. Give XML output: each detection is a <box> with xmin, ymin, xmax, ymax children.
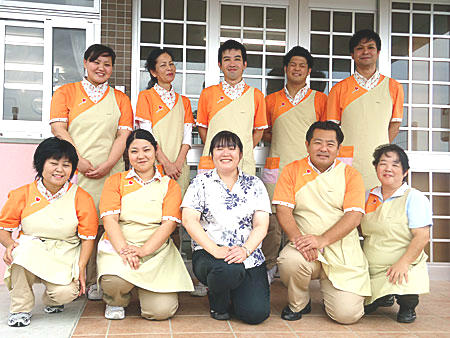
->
<box><xmin>1</xmin><ymin>0</ymin><xmax>99</xmax><ymax>13</ymax></box>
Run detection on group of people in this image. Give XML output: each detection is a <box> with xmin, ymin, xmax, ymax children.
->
<box><xmin>0</xmin><ymin>28</ymin><xmax>432</xmax><ymax>328</ymax></box>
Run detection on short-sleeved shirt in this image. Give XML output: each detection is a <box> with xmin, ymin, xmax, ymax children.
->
<box><xmin>49</xmin><ymin>81</ymin><xmax>133</xmax><ymax>131</ymax></box>
<box><xmin>365</xmin><ymin>183</ymin><xmax>433</xmax><ymax>229</ymax></box>
<box><xmin>0</xmin><ymin>181</ymin><xmax>98</xmax><ymax>239</ymax></box>
<box><xmin>196</xmin><ymin>82</ymin><xmax>267</xmax><ymax>130</ymax></box>
<box><xmin>181</xmin><ymin>169</ymin><xmax>272</xmax><ymax>269</ymax></box>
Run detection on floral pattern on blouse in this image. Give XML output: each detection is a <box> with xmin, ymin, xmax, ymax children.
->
<box><xmin>181</xmin><ymin>169</ymin><xmax>271</xmax><ymax>269</ymax></box>
<box><xmin>353</xmin><ymin>70</ymin><xmax>380</xmax><ymax>91</ymax></box>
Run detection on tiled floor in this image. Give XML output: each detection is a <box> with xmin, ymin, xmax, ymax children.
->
<box><xmin>72</xmin><ymin>279</ymin><xmax>450</xmax><ymax>338</ymax></box>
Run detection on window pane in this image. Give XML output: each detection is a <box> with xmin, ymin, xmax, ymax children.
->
<box><xmin>412</xmin><ymin>37</ymin><xmax>429</xmax><ymax>58</ymax></box>
<box><xmin>221</xmin><ymin>5</ymin><xmax>240</xmax><ymax>26</ymax></box>
<box><xmin>221</xmin><ymin>28</ymin><xmax>240</xmax><ymax>39</ymax></box>
<box><xmin>3</xmin><ymin>89</ymin><xmax>42</xmax><ymax>121</ymax></box>
<box><xmin>411</xmin><ymin>107</ymin><xmax>428</xmax><ymax>128</ymax></box>
<box><xmin>266</xmin><ymin>31</ymin><xmax>286</xmax><ymax>53</ymax></box>
<box><xmin>140</xmin><ymin>70</ymin><xmax>150</xmax><ymax>91</ymax></box>
<box><xmin>5</xmin><ymin>70</ymin><xmax>42</xmax><ymax>84</ymax></box>
<box><xmin>266</xmin><ymin>7</ymin><xmax>286</xmax><ymax>29</ymax></box>
<box><xmin>412</xmin><ymin>61</ymin><xmax>429</xmax><ymax>81</ymax></box>
<box><xmin>52</xmin><ymin>28</ymin><xmax>85</xmax><ymax>89</ymax></box>
<box><xmin>244</xmin><ymin>6</ymin><xmax>263</xmax><ymax>28</ymax></box>
<box><xmin>433</xmin><ymin>132</ymin><xmax>450</xmax><ymax>152</ymax></box>
<box><xmin>433</xmin><ymin>38</ymin><xmax>450</xmax><ymax>58</ymax></box>
<box><xmin>433</xmin><ymin>85</ymin><xmax>450</xmax><ymax>105</ymax></box>
<box><xmin>332</xmin><ymin>59</ymin><xmax>350</xmax><ymax>79</ymax></box>
<box><xmin>413</xmin><ymin>14</ymin><xmax>430</xmax><ymax>34</ymax></box>
<box><xmin>164</xmin><ymin>23</ymin><xmax>183</xmax><ymax>44</ymax></box>
<box><xmin>172</xmin><ymin>72</ymin><xmax>182</xmax><ymax>92</ymax></box>
<box><xmin>266</xmin><ymin>79</ymin><xmax>284</xmax><ymax>95</ymax></box>
<box><xmin>140</xmin><ymin>46</ymin><xmax>156</xmax><ymax>68</ymax></box>
<box><xmin>141</xmin><ymin>22</ymin><xmax>160</xmax><ymax>43</ymax></box>
<box><xmin>266</xmin><ymin>55</ymin><xmax>283</xmax><ymax>76</ymax></box>
<box><xmin>9</xmin><ymin>0</ymin><xmax>93</xmax><ymax>6</ymax></box>
<box><xmin>245</xmin><ymin>77</ymin><xmax>261</xmax><ymax>91</ymax></box>
<box><xmin>391</xmin><ymin>36</ymin><xmax>409</xmax><ymax>57</ymax></box>
<box><xmin>433</xmin><ymin>173</ymin><xmax>450</xmax><ymax>193</ymax></box>
<box><xmin>433</xmin><ymin>196</ymin><xmax>450</xmax><ymax>215</ymax></box>
<box><xmin>243</xmin><ymin>30</ymin><xmax>263</xmax><ymax>51</ymax></box>
<box><xmin>433</xmin><ymin>62</ymin><xmax>449</xmax><ymax>82</ymax></box>
<box><xmin>433</xmin><ymin>219</ymin><xmax>450</xmax><ymax>240</ymax></box>
<box><xmin>393</xmin><ymin>130</ymin><xmax>408</xmax><ymax>149</ymax></box>
<box><xmin>246</xmin><ymin>54</ymin><xmax>262</xmax><ymax>75</ymax></box>
<box><xmin>401</xmin><ymin>107</ymin><xmax>408</xmax><ymax>127</ymax></box>
<box><xmin>432</xmin><ymin>108</ymin><xmax>449</xmax><ymax>128</ymax></box>
<box><xmin>435</xmin><ymin>5</ymin><xmax>450</xmax><ymax>12</ymax></box>
<box><xmin>412</xmin><ymin>130</ymin><xmax>428</xmax><ymax>151</ymax></box>
<box><xmin>186</xmin><ymin>49</ymin><xmax>205</xmax><ymax>71</ymax></box>
<box><xmin>165</xmin><ymin>48</ymin><xmax>183</xmax><ymax>69</ymax></box>
<box><xmin>413</xmin><ymin>3</ymin><xmax>430</xmax><ymax>11</ymax></box>
<box><xmin>310</xmin><ymin>81</ymin><xmax>328</xmax><ymax>94</ymax></box>
<box><xmin>187</xmin><ymin>25</ymin><xmax>206</xmax><ymax>46</ymax></box>
<box><xmin>355</xmin><ymin>13</ymin><xmax>374</xmax><ymax>32</ymax></box>
<box><xmin>411</xmin><ymin>172</ymin><xmax>429</xmax><ymax>191</ymax></box>
<box><xmin>312</xmin><ymin>57</ymin><xmax>329</xmax><ymax>78</ymax></box>
<box><xmin>392</xmin><ymin>13</ymin><xmax>409</xmax><ymax>33</ymax></box>
<box><xmin>402</xmin><ymin>83</ymin><xmax>409</xmax><ymax>102</ymax></box>
<box><xmin>434</xmin><ymin>15</ymin><xmax>450</xmax><ymax>36</ymax></box>
<box><xmin>164</xmin><ymin>0</ymin><xmax>183</xmax><ymax>20</ymax></box>
<box><xmin>333</xmin><ymin>12</ymin><xmax>351</xmax><ymax>33</ymax></box>
<box><xmin>311</xmin><ymin>11</ymin><xmax>330</xmax><ymax>32</ymax></box>
<box><xmin>391</xmin><ymin>59</ymin><xmax>408</xmax><ymax>80</ymax></box>
<box><xmin>412</xmin><ymin>84</ymin><xmax>429</xmax><ymax>104</ymax></box>
<box><xmin>187</xmin><ymin>0</ymin><xmax>206</xmax><ymax>22</ymax></box>
<box><xmin>185</xmin><ymin>73</ymin><xmax>204</xmax><ymax>95</ymax></box>
<box><xmin>311</xmin><ymin>34</ymin><xmax>329</xmax><ymax>55</ymax></box>
<box><xmin>392</xmin><ymin>2</ymin><xmax>409</xmax><ymax>10</ymax></box>
<box><xmin>333</xmin><ymin>36</ymin><xmax>350</xmax><ymax>56</ymax></box>
<box><xmin>141</xmin><ymin>0</ymin><xmax>161</xmax><ymax>19</ymax></box>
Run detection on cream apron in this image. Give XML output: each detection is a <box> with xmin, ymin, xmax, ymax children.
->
<box><xmin>361</xmin><ymin>190</ymin><xmax>429</xmax><ymax>304</ymax></box>
<box><xmin>292</xmin><ymin>162</ymin><xmax>371</xmax><ymax>296</ymax></box>
<box><xmin>199</xmin><ymin>88</ymin><xmax>256</xmax><ymax>175</ymax></box>
<box><xmin>69</xmin><ymin>88</ymin><xmax>124</xmax><ymax>208</ymax></box>
<box><xmin>263</xmin><ymin>92</ymin><xmax>317</xmax><ymax>211</ymax></box>
<box><xmin>4</xmin><ymin>185</ymin><xmax>81</xmax><ymax>289</ymax></box>
<box><xmin>152</xmin><ymin>97</ymin><xmax>190</xmax><ymax>197</ymax></box>
<box><xmin>97</xmin><ymin>176</ymin><xmax>194</xmax><ymax>292</ymax></box>
<box><xmin>340</xmin><ymin>78</ymin><xmax>392</xmax><ymax>189</ymax></box>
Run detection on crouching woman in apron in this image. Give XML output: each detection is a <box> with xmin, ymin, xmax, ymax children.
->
<box><xmin>0</xmin><ymin>137</ymin><xmax>98</xmax><ymax>327</ymax></box>
<box><xmin>97</xmin><ymin>129</ymin><xmax>193</xmax><ymax>320</ymax></box>
<box><xmin>361</xmin><ymin>144</ymin><xmax>431</xmax><ymax>323</ymax></box>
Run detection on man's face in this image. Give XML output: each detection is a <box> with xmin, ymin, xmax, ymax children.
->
<box><xmin>284</xmin><ymin>56</ymin><xmax>311</xmax><ymax>86</ymax></box>
<box><xmin>351</xmin><ymin>38</ymin><xmax>380</xmax><ymax>69</ymax></box>
<box><xmin>306</xmin><ymin>129</ymin><xmax>340</xmax><ymax>172</ymax></box>
<box><xmin>219</xmin><ymin>49</ymin><xmax>247</xmax><ymax>83</ymax></box>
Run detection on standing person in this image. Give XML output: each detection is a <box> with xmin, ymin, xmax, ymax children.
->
<box><xmin>196</xmin><ymin>39</ymin><xmax>267</xmax><ymax>175</ymax></box>
<box><xmin>261</xmin><ymin>46</ymin><xmax>327</xmax><ymax>283</ymax></box>
<box><xmin>274</xmin><ymin>121</ymin><xmax>371</xmax><ymax>324</ymax></box>
<box><xmin>135</xmin><ymin>48</ymin><xmax>195</xmax><ymax>197</ymax></box>
<box><xmin>49</xmin><ymin>44</ymin><xmax>133</xmax><ymax>299</ymax></box>
<box><xmin>326</xmin><ymin>29</ymin><xmax>404</xmax><ymax>189</ymax></box>
<box><xmin>182</xmin><ymin>131</ymin><xmax>271</xmax><ymax>324</ymax></box>
<box><xmin>361</xmin><ymin>144</ymin><xmax>431</xmax><ymax>323</ymax></box>
<box><xmin>97</xmin><ymin>129</ymin><xmax>193</xmax><ymax>320</ymax></box>
<box><xmin>0</xmin><ymin>137</ymin><xmax>98</xmax><ymax>327</ymax></box>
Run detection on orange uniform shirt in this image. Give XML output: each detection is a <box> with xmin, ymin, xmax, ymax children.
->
<box><xmin>196</xmin><ymin>83</ymin><xmax>267</xmax><ymax>129</ymax></box>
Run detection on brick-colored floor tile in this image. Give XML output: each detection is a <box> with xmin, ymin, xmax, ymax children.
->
<box><xmin>235</xmin><ymin>333</ymin><xmax>297</xmax><ymax>337</ymax></box>
<box><xmin>73</xmin><ymin>318</ymin><xmax>109</xmax><ymax>335</ymax></box>
<box><xmin>107</xmin><ymin>335</ymin><xmax>171</xmax><ymax>337</ymax></box>
<box><xmin>177</xmin><ymin>293</ymin><xmax>210</xmax><ymax>315</ymax></box>
<box><xmin>81</xmin><ymin>300</ymin><xmax>105</xmax><ymax>317</ymax></box>
<box><xmin>286</xmin><ymin>315</ymin><xmax>352</xmax><ymax>332</ymax></box>
<box><xmin>173</xmin><ymin>334</ymin><xmax>235</xmax><ymax>338</ymax></box>
<box><xmin>230</xmin><ymin>315</ymin><xmax>291</xmax><ymax>332</ymax></box>
<box><xmin>108</xmin><ymin>317</ymin><xmax>170</xmax><ymax>335</ymax></box>
<box><xmin>350</xmin><ymin>315</ymin><xmax>408</xmax><ymax>332</ymax></box>
<box><xmin>171</xmin><ymin>315</ymin><xmax>232</xmax><ymax>333</ymax></box>
<box><xmin>294</xmin><ymin>332</ymin><xmax>357</xmax><ymax>337</ymax></box>
<box><xmin>356</xmin><ymin>333</ymin><xmax>419</xmax><ymax>337</ymax></box>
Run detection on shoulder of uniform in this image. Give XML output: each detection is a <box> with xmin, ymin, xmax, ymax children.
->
<box><xmin>9</xmin><ymin>183</ymin><xmax>31</xmax><ymax>197</ymax></box>
<box><xmin>113</xmin><ymin>88</ymin><xmax>130</xmax><ymax>100</ymax></box>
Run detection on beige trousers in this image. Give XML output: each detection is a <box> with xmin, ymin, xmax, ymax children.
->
<box><xmin>100</xmin><ymin>275</ymin><xmax>178</xmax><ymax>320</ymax></box>
<box><xmin>262</xmin><ymin>214</ymin><xmax>284</xmax><ymax>270</ymax></box>
<box><xmin>86</xmin><ymin>225</ymin><xmax>104</xmax><ymax>287</ymax></box>
<box><xmin>9</xmin><ymin>264</ymin><xmax>79</xmax><ymax>313</ymax></box>
<box><xmin>278</xmin><ymin>244</ymin><xmax>364</xmax><ymax>324</ymax></box>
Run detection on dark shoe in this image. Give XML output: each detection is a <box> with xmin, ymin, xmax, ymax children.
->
<box><xmin>210</xmin><ymin>310</ymin><xmax>230</xmax><ymax>320</ymax></box>
<box><xmin>397</xmin><ymin>308</ymin><xmax>416</xmax><ymax>323</ymax></box>
<box><xmin>377</xmin><ymin>294</ymin><xmax>395</xmax><ymax>307</ymax></box>
<box><xmin>281</xmin><ymin>300</ymin><xmax>311</xmax><ymax>321</ymax></box>
<box><xmin>364</xmin><ymin>302</ymin><xmax>378</xmax><ymax>314</ymax></box>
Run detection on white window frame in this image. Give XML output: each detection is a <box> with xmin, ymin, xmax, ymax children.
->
<box><xmin>0</xmin><ymin>0</ymin><xmax>100</xmax><ymax>14</ymax></box>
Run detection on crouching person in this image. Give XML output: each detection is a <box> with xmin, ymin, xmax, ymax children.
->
<box><xmin>275</xmin><ymin>121</ymin><xmax>371</xmax><ymax>324</ymax></box>
<box><xmin>97</xmin><ymin>129</ymin><xmax>193</xmax><ymax>320</ymax></box>
<box><xmin>182</xmin><ymin>131</ymin><xmax>271</xmax><ymax>324</ymax></box>
<box><xmin>0</xmin><ymin>137</ymin><xmax>98</xmax><ymax>327</ymax></box>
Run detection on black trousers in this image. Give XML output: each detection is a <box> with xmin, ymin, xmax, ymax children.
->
<box><xmin>192</xmin><ymin>249</ymin><xmax>270</xmax><ymax>324</ymax></box>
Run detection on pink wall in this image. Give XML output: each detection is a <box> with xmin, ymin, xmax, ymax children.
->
<box><xmin>0</xmin><ymin>143</ymin><xmax>39</xmax><ymax>283</ymax></box>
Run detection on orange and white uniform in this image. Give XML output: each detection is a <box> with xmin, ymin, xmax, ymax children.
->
<box><xmin>327</xmin><ymin>73</ymin><xmax>404</xmax><ymax>189</ymax></box>
<box><xmin>50</xmin><ymin>82</ymin><xmax>133</xmax><ymax>208</ymax></box>
<box><xmin>196</xmin><ymin>81</ymin><xmax>267</xmax><ymax>175</ymax></box>
<box><xmin>97</xmin><ymin>169</ymin><xmax>193</xmax><ymax>292</ymax></box>
<box><xmin>0</xmin><ymin>181</ymin><xmax>98</xmax><ymax>289</ymax></box>
<box><xmin>135</xmin><ymin>85</ymin><xmax>195</xmax><ymax>196</ymax></box>
<box><xmin>274</xmin><ymin>157</ymin><xmax>370</xmax><ymax>297</ymax></box>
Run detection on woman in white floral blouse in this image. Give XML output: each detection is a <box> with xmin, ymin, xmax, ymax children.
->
<box><xmin>182</xmin><ymin>130</ymin><xmax>271</xmax><ymax>324</ymax></box>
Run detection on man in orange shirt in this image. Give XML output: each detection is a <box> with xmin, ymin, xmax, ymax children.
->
<box><xmin>326</xmin><ymin>30</ymin><xmax>404</xmax><ymax>189</ymax></box>
<box><xmin>274</xmin><ymin>121</ymin><xmax>370</xmax><ymax>324</ymax></box>
<box><xmin>196</xmin><ymin>39</ymin><xmax>267</xmax><ymax>176</ymax></box>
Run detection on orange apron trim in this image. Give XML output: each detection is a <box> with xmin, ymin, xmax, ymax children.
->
<box><xmin>198</xmin><ymin>156</ymin><xmax>215</xmax><ymax>170</ymax></box>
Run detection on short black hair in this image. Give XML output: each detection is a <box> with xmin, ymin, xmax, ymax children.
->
<box><xmin>349</xmin><ymin>29</ymin><xmax>381</xmax><ymax>54</ymax></box>
<box><xmin>209</xmin><ymin>130</ymin><xmax>243</xmax><ymax>157</ymax></box>
<box><xmin>145</xmin><ymin>48</ymin><xmax>174</xmax><ymax>89</ymax></box>
<box><xmin>126</xmin><ymin>129</ymin><xmax>158</xmax><ymax>152</ymax></box>
<box><xmin>84</xmin><ymin>44</ymin><xmax>116</xmax><ymax>66</ymax></box>
<box><xmin>372</xmin><ymin>144</ymin><xmax>410</xmax><ymax>182</ymax></box>
<box><xmin>33</xmin><ymin>137</ymin><xmax>78</xmax><ymax>180</ymax></box>
<box><xmin>283</xmin><ymin>46</ymin><xmax>314</xmax><ymax>69</ymax></box>
<box><xmin>218</xmin><ymin>39</ymin><xmax>247</xmax><ymax>64</ymax></box>
<box><xmin>305</xmin><ymin>121</ymin><xmax>344</xmax><ymax>145</ymax></box>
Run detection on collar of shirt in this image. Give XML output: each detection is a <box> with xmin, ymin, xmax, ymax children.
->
<box><xmin>153</xmin><ymin>83</ymin><xmax>176</xmax><ymax>110</ymax></box>
<box><xmin>370</xmin><ymin>182</ymin><xmax>409</xmax><ymax>202</ymax></box>
<box><xmin>353</xmin><ymin>70</ymin><xmax>380</xmax><ymax>91</ymax></box>
<box><xmin>81</xmin><ymin>77</ymin><xmax>109</xmax><ymax>104</ymax></box>
<box><xmin>126</xmin><ymin>167</ymin><xmax>162</xmax><ymax>186</ymax></box>
<box><xmin>284</xmin><ymin>85</ymin><xmax>309</xmax><ymax>106</ymax></box>
<box><xmin>211</xmin><ymin>168</ymin><xmax>244</xmax><ymax>188</ymax></box>
<box><xmin>36</xmin><ymin>178</ymin><xmax>70</xmax><ymax>203</ymax></box>
<box><xmin>221</xmin><ymin>80</ymin><xmax>246</xmax><ymax>100</ymax></box>
<box><xmin>307</xmin><ymin>156</ymin><xmax>336</xmax><ymax>174</ymax></box>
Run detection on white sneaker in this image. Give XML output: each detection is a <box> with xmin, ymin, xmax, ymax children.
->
<box><xmin>105</xmin><ymin>305</ymin><xmax>125</xmax><ymax>320</ymax></box>
<box><xmin>190</xmin><ymin>282</ymin><xmax>208</xmax><ymax>297</ymax></box>
<box><xmin>267</xmin><ymin>265</ymin><xmax>278</xmax><ymax>285</ymax></box>
<box><xmin>87</xmin><ymin>284</ymin><xmax>103</xmax><ymax>300</ymax></box>
<box><xmin>8</xmin><ymin>312</ymin><xmax>31</xmax><ymax>327</ymax></box>
<box><xmin>44</xmin><ymin>305</ymin><xmax>64</xmax><ymax>314</ymax></box>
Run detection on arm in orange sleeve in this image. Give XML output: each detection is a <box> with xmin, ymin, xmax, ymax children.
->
<box><xmin>253</xmin><ymin>88</ymin><xmax>267</xmax><ymax>130</ymax></box>
<box><xmin>49</xmin><ymin>86</ymin><xmax>70</xmax><ymax>121</ymax></box>
<box><xmin>343</xmin><ymin>165</ymin><xmax>366</xmax><ymax>213</ymax></box>
<box><xmin>0</xmin><ymin>186</ymin><xmax>27</xmax><ymax>231</ymax></box>
<box><xmin>262</xmin><ymin>93</ymin><xmax>276</xmax><ymax>143</ymax></box>
<box><xmin>135</xmin><ymin>90</ymin><xmax>152</xmax><ymax>125</ymax></box>
<box><xmin>75</xmin><ymin>187</ymin><xmax>99</xmax><ymax>240</ymax></box>
<box><xmin>326</xmin><ymin>83</ymin><xmax>343</xmax><ymax>123</ymax></box>
<box><xmin>162</xmin><ymin>179</ymin><xmax>182</xmax><ymax>222</ymax></box>
<box><xmin>182</xmin><ymin>96</ymin><xmax>195</xmax><ymax>124</ymax></box>
<box><xmin>314</xmin><ymin>91</ymin><xmax>328</xmax><ymax>121</ymax></box>
<box><xmin>273</xmin><ymin>163</ymin><xmax>297</xmax><ymax>207</ymax></box>
<box><xmin>115</xmin><ymin>90</ymin><xmax>134</xmax><ymax>130</ymax></box>
<box><xmin>388</xmin><ymin>78</ymin><xmax>404</xmax><ymax>142</ymax></box>
<box><xmin>196</xmin><ymin>88</ymin><xmax>209</xmax><ymax>128</ymax></box>
<box><xmin>99</xmin><ymin>173</ymin><xmax>122</xmax><ymax>218</ymax></box>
